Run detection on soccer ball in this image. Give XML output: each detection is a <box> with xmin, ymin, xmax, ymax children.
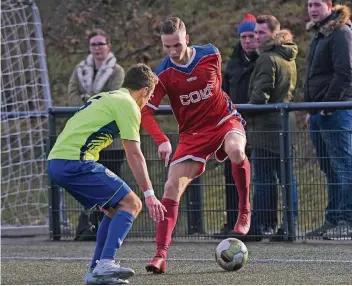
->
<box><xmin>215</xmin><ymin>238</ymin><xmax>248</xmax><ymax>271</ymax></box>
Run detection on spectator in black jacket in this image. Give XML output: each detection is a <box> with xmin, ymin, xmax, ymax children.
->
<box><xmin>214</xmin><ymin>14</ymin><xmax>258</xmax><ymax>238</ymax></box>
<box><xmin>305</xmin><ymin>1</ymin><xmax>352</xmax><ymax>240</ymax></box>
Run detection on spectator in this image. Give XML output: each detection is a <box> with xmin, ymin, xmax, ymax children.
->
<box><xmin>67</xmin><ymin>29</ymin><xmax>125</xmax><ymax>239</ymax></box>
<box><xmin>68</xmin><ymin>29</ymin><xmax>125</xmax><ymax>105</ymax></box>
<box><xmin>214</xmin><ymin>14</ymin><xmax>258</xmax><ymax>238</ymax></box>
<box><xmin>247</xmin><ymin>15</ymin><xmax>299</xmax><ymax>240</ymax></box>
<box><xmin>305</xmin><ymin>0</ymin><xmax>352</xmax><ymax>239</ymax></box>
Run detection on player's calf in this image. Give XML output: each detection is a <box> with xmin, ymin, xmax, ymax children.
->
<box><xmin>231</xmin><ymin>159</ymin><xmax>251</xmax><ymax>235</ymax></box>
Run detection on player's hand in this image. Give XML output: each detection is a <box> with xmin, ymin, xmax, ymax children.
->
<box><xmin>158</xmin><ymin>141</ymin><xmax>172</xmax><ymax>167</ymax></box>
<box><xmin>145</xmin><ymin>195</ymin><xmax>167</xmax><ymax>222</ymax></box>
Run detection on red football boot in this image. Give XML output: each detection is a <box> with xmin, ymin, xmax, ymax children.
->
<box><xmin>234</xmin><ymin>208</ymin><xmax>251</xmax><ymax>235</ymax></box>
<box><xmin>145</xmin><ymin>256</ymin><xmax>166</xmax><ymax>274</ymax></box>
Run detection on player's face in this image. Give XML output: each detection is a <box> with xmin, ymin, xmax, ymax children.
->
<box><xmin>239</xmin><ymin>31</ymin><xmax>257</xmax><ymax>55</ymax></box>
<box><xmin>138</xmin><ymin>85</ymin><xmax>155</xmax><ymax>109</ymax></box>
<box><xmin>161</xmin><ymin>31</ymin><xmax>189</xmax><ymax>62</ymax></box>
<box><xmin>308</xmin><ymin>0</ymin><xmax>332</xmax><ymax>23</ymax></box>
<box><xmin>254</xmin><ymin>23</ymin><xmax>272</xmax><ymax>45</ymax></box>
<box><xmin>89</xmin><ymin>35</ymin><xmax>110</xmax><ymax>62</ymax></box>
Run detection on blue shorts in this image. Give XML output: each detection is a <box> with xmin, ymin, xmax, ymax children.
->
<box><xmin>47</xmin><ymin>159</ymin><xmax>131</xmax><ymax>210</ymax></box>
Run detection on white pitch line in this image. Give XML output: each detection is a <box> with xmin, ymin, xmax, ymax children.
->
<box><xmin>2</xmin><ymin>256</ymin><xmax>352</xmax><ymax>264</ymax></box>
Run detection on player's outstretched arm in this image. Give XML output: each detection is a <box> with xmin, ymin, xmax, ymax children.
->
<box><xmin>122</xmin><ymin>139</ymin><xmax>166</xmax><ymax>222</ymax></box>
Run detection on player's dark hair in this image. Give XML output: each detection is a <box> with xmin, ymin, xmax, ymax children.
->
<box><xmin>256</xmin><ymin>15</ymin><xmax>281</xmax><ymax>33</ymax></box>
<box><xmin>122</xmin><ymin>63</ymin><xmax>158</xmax><ymax>91</ymax></box>
<box><xmin>87</xmin><ymin>29</ymin><xmax>110</xmax><ymax>45</ymax></box>
<box><xmin>160</xmin><ymin>17</ymin><xmax>186</xmax><ymax>35</ymax></box>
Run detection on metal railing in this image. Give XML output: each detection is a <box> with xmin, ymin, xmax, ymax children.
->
<box><xmin>47</xmin><ymin>102</ymin><xmax>352</xmax><ymax>241</ymax></box>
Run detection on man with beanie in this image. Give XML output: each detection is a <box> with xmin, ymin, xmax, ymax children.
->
<box><xmin>215</xmin><ymin>14</ymin><xmax>258</xmax><ymax>239</ymax></box>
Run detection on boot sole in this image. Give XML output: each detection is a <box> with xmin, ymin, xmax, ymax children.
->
<box><xmin>93</xmin><ymin>271</ymin><xmax>135</xmax><ymax>280</ymax></box>
<box><xmin>86</xmin><ymin>278</ymin><xmax>129</xmax><ymax>285</ymax></box>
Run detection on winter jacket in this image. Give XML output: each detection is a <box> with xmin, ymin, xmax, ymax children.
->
<box><xmin>247</xmin><ymin>29</ymin><xmax>298</xmax><ymax>154</ymax></box>
<box><xmin>223</xmin><ymin>42</ymin><xmax>258</xmax><ymax>105</ymax></box>
<box><xmin>68</xmin><ymin>52</ymin><xmax>125</xmax><ymax>106</ymax></box>
<box><xmin>305</xmin><ymin>5</ymin><xmax>352</xmax><ymax>108</ymax></box>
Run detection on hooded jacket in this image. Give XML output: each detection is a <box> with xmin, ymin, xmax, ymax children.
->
<box><xmin>305</xmin><ymin>5</ymin><xmax>352</xmax><ymax>106</ymax></box>
<box><xmin>247</xmin><ymin>29</ymin><xmax>298</xmax><ymax>153</ymax></box>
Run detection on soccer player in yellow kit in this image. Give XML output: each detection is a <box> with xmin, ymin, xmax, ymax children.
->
<box><xmin>48</xmin><ymin>64</ymin><xmax>166</xmax><ymax>284</ymax></box>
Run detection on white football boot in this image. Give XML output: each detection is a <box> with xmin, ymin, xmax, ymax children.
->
<box><xmin>84</xmin><ymin>265</ymin><xmax>129</xmax><ymax>285</ymax></box>
<box><xmin>92</xmin><ymin>260</ymin><xmax>135</xmax><ymax>280</ymax></box>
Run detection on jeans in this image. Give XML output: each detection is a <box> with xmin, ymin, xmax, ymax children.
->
<box><xmin>309</xmin><ymin>110</ymin><xmax>352</xmax><ymax>225</ymax></box>
<box><xmin>251</xmin><ymin>148</ymin><xmax>299</xmax><ymax>231</ymax></box>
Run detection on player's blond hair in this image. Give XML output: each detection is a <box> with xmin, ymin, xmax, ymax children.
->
<box><xmin>122</xmin><ymin>63</ymin><xmax>158</xmax><ymax>91</ymax></box>
<box><xmin>160</xmin><ymin>17</ymin><xmax>186</xmax><ymax>35</ymax></box>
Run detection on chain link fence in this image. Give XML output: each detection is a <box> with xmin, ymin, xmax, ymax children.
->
<box><xmin>48</xmin><ymin>102</ymin><xmax>352</xmax><ymax>241</ymax></box>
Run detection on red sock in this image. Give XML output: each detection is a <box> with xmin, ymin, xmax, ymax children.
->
<box><xmin>156</xmin><ymin>197</ymin><xmax>179</xmax><ymax>259</ymax></box>
<box><xmin>231</xmin><ymin>158</ymin><xmax>251</xmax><ymax>212</ymax></box>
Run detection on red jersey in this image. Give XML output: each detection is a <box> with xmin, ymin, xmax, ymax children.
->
<box><xmin>141</xmin><ymin>44</ymin><xmax>245</xmax><ymax>145</ymax></box>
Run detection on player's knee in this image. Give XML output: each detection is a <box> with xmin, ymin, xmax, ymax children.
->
<box><xmin>227</xmin><ymin>143</ymin><xmax>246</xmax><ymax>164</ymax></box>
<box><xmin>164</xmin><ymin>179</ymin><xmax>181</xmax><ymax>201</ymax></box>
<box><xmin>118</xmin><ymin>192</ymin><xmax>142</xmax><ymax>216</ymax></box>
<box><xmin>129</xmin><ymin>195</ymin><xmax>142</xmax><ymax>215</ymax></box>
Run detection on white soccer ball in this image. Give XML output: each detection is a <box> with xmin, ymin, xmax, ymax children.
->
<box><xmin>215</xmin><ymin>238</ymin><xmax>248</xmax><ymax>271</ymax></box>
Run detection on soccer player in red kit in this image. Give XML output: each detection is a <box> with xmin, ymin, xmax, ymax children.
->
<box><xmin>142</xmin><ymin>17</ymin><xmax>251</xmax><ymax>274</ymax></box>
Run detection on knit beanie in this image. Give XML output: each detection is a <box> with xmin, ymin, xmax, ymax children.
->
<box><xmin>238</xmin><ymin>14</ymin><xmax>256</xmax><ymax>36</ymax></box>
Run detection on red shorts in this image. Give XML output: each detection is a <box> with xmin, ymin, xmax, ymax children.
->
<box><xmin>170</xmin><ymin>117</ymin><xmax>246</xmax><ymax>176</ymax></box>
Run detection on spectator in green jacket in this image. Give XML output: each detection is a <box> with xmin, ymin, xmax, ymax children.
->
<box><xmin>247</xmin><ymin>15</ymin><xmax>299</xmax><ymax>241</ymax></box>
